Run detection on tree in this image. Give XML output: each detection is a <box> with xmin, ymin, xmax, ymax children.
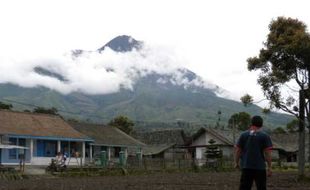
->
<box><xmin>33</xmin><ymin>107</ymin><xmax>58</xmax><ymax>115</ymax></box>
<box><xmin>240</xmin><ymin>94</ymin><xmax>254</xmax><ymax>107</ymax></box>
<box><xmin>273</xmin><ymin>127</ymin><xmax>286</xmax><ymax>134</ymax></box>
<box><xmin>228</xmin><ymin>112</ymin><xmax>251</xmax><ymax>131</ymax></box>
<box><xmin>0</xmin><ymin>102</ymin><xmax>13</xmax><ymax>110</ymax></box>
<box><xmin>108</xmin><ymin>115</ymin><xmax>134</xmax><ymax>134</ymax></box>
<box><xmin>261</xmin><ymin>108</ymin><xmax>271</xmax><ymax>114</ymax></box>
<box><xmin>286</xmin><ymin>119</ymin><xmax>299</xmax><ymax>133</ymax></box>
<box><xmin>247</xmin><ymin>17</ymin><xmax>310</xmax><ymax>177</ymax></box>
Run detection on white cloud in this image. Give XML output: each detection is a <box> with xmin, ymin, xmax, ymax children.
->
<box><xmin>0</xmin><ymin>44</ymin><xmax>217</xmax><ymax>95</ymax></box>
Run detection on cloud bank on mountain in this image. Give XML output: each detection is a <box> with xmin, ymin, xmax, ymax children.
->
<box><xmin>0</xmin><ymin>42</ymin><xmax>218</xmax><ymax>95</ymax></box>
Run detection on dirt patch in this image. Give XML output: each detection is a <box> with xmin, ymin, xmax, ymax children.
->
<box><xmin>0</xmin><ymin>171</ymin><xmax>309</xmax><ymax>190</ymax></box>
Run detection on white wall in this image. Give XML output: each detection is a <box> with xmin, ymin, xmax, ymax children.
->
<box><xmin>191</xmin><ymin>131</ymin><xmax>233</xmax><ymax>160</ymax></box>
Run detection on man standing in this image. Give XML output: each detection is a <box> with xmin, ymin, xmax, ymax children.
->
<box><xmin>234</xmin><ymin>115</ymin><xmax>273</xmax><ymax>190</ymax></box>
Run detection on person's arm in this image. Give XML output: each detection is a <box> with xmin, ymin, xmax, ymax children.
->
<box><xmin>234</xmin><ymin>146</ymin><xmax>241</xmax><ymax>168</ymax></box>
<box><xmin>264</xmin><ymin>148</ymin><xmax>272</xmax><ymax>176</ymax></box>
<box><xmin>264</xmin><ymin>135</ymin><xmax>273</xmax><ymax>177</ymax></box>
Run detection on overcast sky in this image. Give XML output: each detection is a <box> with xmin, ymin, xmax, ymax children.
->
<box><xmin>0</xmin><ymin>0</ymin><xmax>309</xmax><ymax>107</ymax></box>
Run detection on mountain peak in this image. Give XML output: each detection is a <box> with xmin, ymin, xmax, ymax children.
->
<box><xmin>98</xmin><ymin>35</ymin><xmax>143</xmax><ymax>53</ymax></box>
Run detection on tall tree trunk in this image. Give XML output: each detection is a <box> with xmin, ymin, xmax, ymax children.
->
<box><xmin>308</xmin><ymin>128</ymin><xmax>310</xmax><ymax>163</ymax></box>
<box><xmin>298</xmin><ymin>90</ymin><xmax>306</xmax><ymax>177</ymax></box>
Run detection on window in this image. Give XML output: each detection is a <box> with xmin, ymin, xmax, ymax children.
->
<box><xmin>18</xmin><ymin>138</ymin><xmax>26</xmax><ymax>159</ymax></box>
<box><xmin>36</xmin><ymin>140</ymin><xmax>57</xmax><ymax>157</ymax></box>
<box><xmin>9</xmin><ymin>138</ymin><xmax>17</xmax><ymax>159</ymax></box>
<box><xmin>114</xmin><ymin>147</ymin><xmax>121</xmax><ymax>157</ymax></box>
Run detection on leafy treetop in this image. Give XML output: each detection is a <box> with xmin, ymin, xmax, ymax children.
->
<box><xmin>247</xmin><ymin>17</ymin><xmax>310</xmax><ymax>116</ymax></box>
<box><xmin>240</xmin><ymin>94</ymin><xmax>254</xmax><ymax>107</ymax></box>
<box><xmin>108</xmin><ymin>115</ymin><xmax>134</xmax><ymax>134</ymax></box>
<box><xmin>228</xmin><ymin>112</ymin><xmax>251</xmax><ymax>131</ymax></box>
<box><xmin>0</xmin><ymin>102</ymin><xmax>13</xmax><ymax>110</ymax></box>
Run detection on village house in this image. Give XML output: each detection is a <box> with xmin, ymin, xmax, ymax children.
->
<box><xmin>70</xmin><ymin>122</ymin><xmax>145</xmax><ymax>165</ymax></box>
<box><xmin>187</xmin><ymin>127</ymin><xmax>310</xmax><ymax>165</ymax></box>
<box><xmin>186</xmin><ymin>127</ymin><xmax>236</xmax><ymax>164</ymax></box>
<box><xmin>271</xmin><ymin>132</ymin><xmax>310</xmax><ymax>163</ymax></box>
<box><xmin>133</xmin><ymin>129</ymin><xmax>189</xmax><ymax>159</ymax></box>
<box><xmin>0</xmin><ymin>110</ymin><xmax>92</xmax><ymax>166</ymax></box>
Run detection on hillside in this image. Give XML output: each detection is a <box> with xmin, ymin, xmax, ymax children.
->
<box><xmin>0</xmin><ymin>35</ymin><xmax>293</xmax><ymax>128</ymax></box>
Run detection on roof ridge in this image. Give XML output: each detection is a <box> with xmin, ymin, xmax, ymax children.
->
<box><xmin>111</xmin><ymin>126</ymin><xmax>146</xmax><ymax>146</ymax></box>
<box><xmin>206</xmin><ymin>128</ymin><xmax>233</xmax><ymax>145</ymax></box>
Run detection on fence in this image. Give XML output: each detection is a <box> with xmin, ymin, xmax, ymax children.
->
<box><xmin>126</xmin><ymin>157</ymin><xmax>234</xmax><ymax>171</ymax></box>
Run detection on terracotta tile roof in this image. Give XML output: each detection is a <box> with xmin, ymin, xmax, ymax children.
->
<box><xmin>70</xmin><ymin>122</ymin><xmax>145</xmax><ymax>147</ymax></box>
<box><xmin>0</xmin><ymin>110</ymin><xmax>91</xmax><ymax>141</ymax></box>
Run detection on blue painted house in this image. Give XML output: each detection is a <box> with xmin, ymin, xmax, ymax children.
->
<box><xmin>0</xmin><ymin>110</ymin><xmax>93</xmax><ymax>165</ymax></box>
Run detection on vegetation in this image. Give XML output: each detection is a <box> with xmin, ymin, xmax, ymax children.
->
<box><xmin>247</xmin><ymin>16</ymin><xmax>310</xmax><ymax>177</ymax></box>
<box><xmin>108</xmin><ymin>115</ymin><xmax>134</xmax><ymax>134</ymax></box>
<box><xmin>228</xmin><ymin>112</ymin><xmax>251</xmax><ymax>131</ymax></box>
<box><xmin>273</xmin><ymin>127</ymin><xmax>286</xmax><ymax>134</ymax></box>
<box><xmin>33</xmin><ymin>107</ymin><xmax>58</xmax><ymax>115</ymax></box>
<box><xmin>0</xmin><ymin>101</ymin><xmax>13</xmax><ymax>110</ymax></box>
<box><xmin>286</xmin><ymin>119</ymin><xmax>299</xmax><ymax>133</ymax></box>
<box><xmin>240</xmin><ymin>94</ymin><xmax>253</xmax><ymax>107</ymax></box>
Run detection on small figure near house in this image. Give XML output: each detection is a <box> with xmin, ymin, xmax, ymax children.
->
<box><xmin>18</xmin><ymin>151</ymin><xmax>25</xmax><ymax>173</ymax></box>
<box><xmin>46</xmin><ymin>152</ymin><xmax>67</xmax><ymax>173</ymax></box>
<box><xmin>56</xmin><ymin>152</ymin><xmax>63</xmax><ymax>165</ymax></box>
<box><xmin>234</xmin><ymin>116</ymin><xmax>273</xmax><ymax>190</ymax></box>
<box><xmin>63</xmin><ymin>151</ymin><xmax>68</xmax><ymax>163</ymax></box>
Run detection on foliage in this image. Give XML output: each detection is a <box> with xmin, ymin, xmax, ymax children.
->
<box><xmin>0</xmin><ymin>101</ymin><xmax>13</xmax><ymax>110</ymax></box>
<box><xmin>228</xmin><ymin>112</ymin><xmax>251</xmax><ymax>131</ymax></box>
<box><xmin>240</xmin><ymin>94</ymin><xmax>254</xmax><ymax>107</ymax></box>
<box><xmin>273</xmin><ymin>127</ymin><xmax>286</xmax><ymax>134</ymax></box>
<box><xmin>247</xmin><ymin>17</ymin><xmax>310</xmax><ymax>115</ymax></box>
<box><xmin>33</xmin><ymin>107</ymin><xmax>58</xmax><ymax>115</ymax></box>
<box><xmin>262</xmin><ymin>107</ymin><xmax>271</xmax><ymax>114</ymax></box>
<box><xmin>286</xmin><ymin>119</ymin><xmax>299</xmax><ymax>132</ymax></box>
<box><xmin>108</xmin><ymin>115</ymin><xmax>134</xmax><ymax>134</ymax></box>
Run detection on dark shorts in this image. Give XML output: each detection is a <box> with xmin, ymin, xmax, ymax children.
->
<box><xmin>239</xmin><ymin>169</ymin><xmax>266</xmax><ymax>190</ymax></box>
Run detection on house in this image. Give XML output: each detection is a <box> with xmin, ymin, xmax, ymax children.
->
<box><xmin>186</xmin><ymin>127</ymin><xmax>236</xmax><ymax>162</ymax></box>
<box><xmin>133</xmin><ymin>129</ymin><xmax>189</xmax><ymax>159</ymax></box>
<box><xmin>0</xmin><ymin>110</ymin><xmax>92</xmax><ymax>166</ymax></box>
<box><xmin>70</xmin><ymin>122</ymin><xmax>145</xmax><ymax>164</ymax></box>
<box><xmin>187</xmin><ymin>127</ymin><xmax>310</xmax><ymax>164</ymax></box>
<box><xmin>271</xmin><ymin>132</ymin><xmax>309</xmax><ymax>162</ymax></box>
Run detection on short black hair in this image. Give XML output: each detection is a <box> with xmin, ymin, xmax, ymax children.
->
<box><xmin>251</xmin><ymin>115</ymin><xmax>263</xmax><ymax>127</ymax></box>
